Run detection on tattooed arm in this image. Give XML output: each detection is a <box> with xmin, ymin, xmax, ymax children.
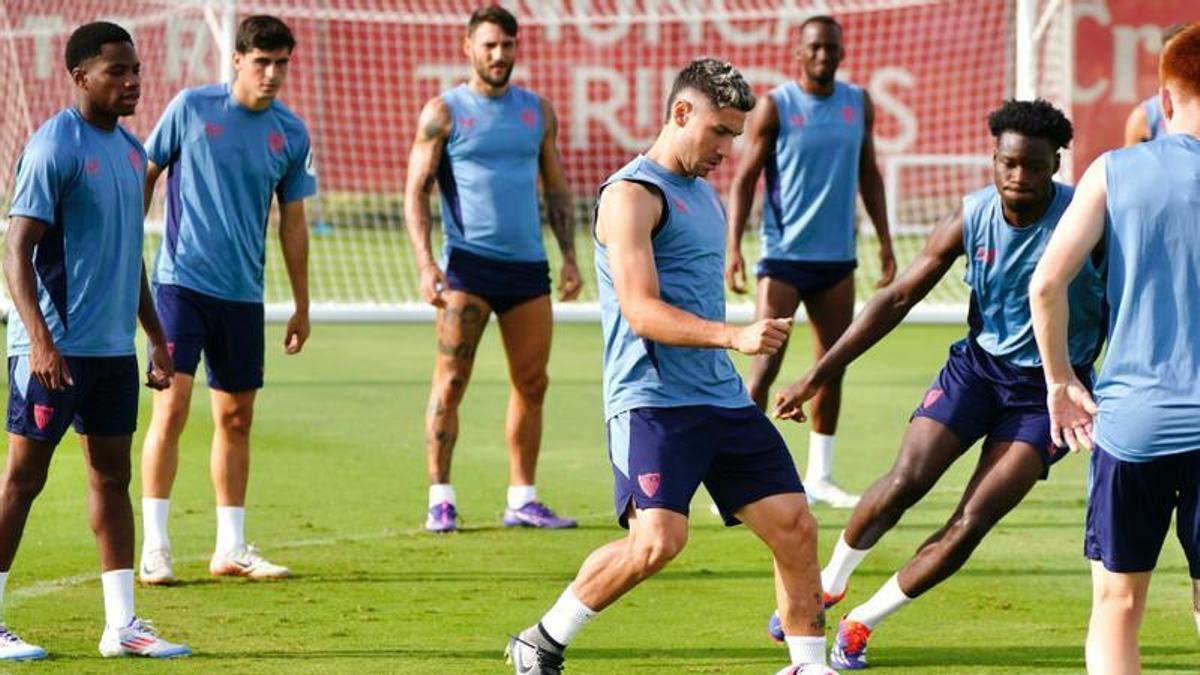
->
<box><xmin>538</xmin><ymin>97</ymin><xmax>582</xmax><ymax>301</ymax></box>
<box><xmin>405</xmin><ymin>97</ymin><xmax>452</xmax><ymax>308</ymax></box>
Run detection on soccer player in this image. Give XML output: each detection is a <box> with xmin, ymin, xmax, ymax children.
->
<box><xmin>1123</xmin><ymin>23</ymin><xmax>1191</xmax><ymax>146</ymax></box>
<box><xmin>505</xmin><ymin>59</ymin><xmax>832</xmax><ymax>675</ymax></box>
<box><xmin>0</xmin><ymin>22</ymin><xmax>190</xmax><ymax>658</ymax></box>
<box><xmin>726</xmin><ymin>15</ymin><xmax>895</xmax><ymax>508</ymax></box>
<box><xmin>137</xmin><ymin>15</ymin><xmax>316</xmax><ymax>584</ymax></box>
<box><xmin>405</xmin><ymin>6</ymin><xmax>581</xmax><ymax>533</ymax></box>
<box><xmin>1031</xmin><ymin>24</ymin><xmax>1200</xmax><ymax>675</ymax></box>
<box><xmin>770</xmin><ymin>100</ymin><xmax>1105</xmax><ymax>669</ymax></box>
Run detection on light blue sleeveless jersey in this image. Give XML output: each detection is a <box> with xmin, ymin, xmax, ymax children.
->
<box><xmin>762</xmin><ymin>80</ymin><xmax>865</xmax><ymax>262</ymax></box>
<box><xmin>962</xmin><ymin>182</ymin><xmax>1105</xmax><ymax>368</ymax></box>
<box><xmin>596</xmin><ymin>155</ymin><xmax>752</xmax><ymax>420</ymax></box>
<box><xmin>1094</xmin><ymin>135</ymin><xmax>1200</xmax><ymax>461</ymax></box>
<box><xmin>1143</xmin><ymin>96</ymin><xmax>1168</xmax><ymax>141</ymax></box>
<box><xmin>437</xmin><ymin>84</ymin><xmax>546</xmax><ymax>262</ymax></box>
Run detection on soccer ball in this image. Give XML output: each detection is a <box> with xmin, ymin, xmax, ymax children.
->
<box><xmin>775</xmin><ymin>665</ymin><xmax>838</xmax><ymax>675</ymax></box>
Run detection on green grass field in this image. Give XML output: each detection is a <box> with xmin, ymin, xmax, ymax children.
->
<box><xmin>0</xmin><ymin>323</ymin><xmax>1195</xmax><ymax>673</ymax></box>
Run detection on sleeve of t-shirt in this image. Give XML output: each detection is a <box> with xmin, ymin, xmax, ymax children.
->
<box><xmin>144</xmin><ymin>91</ymin><xmax>188</xmax><ymax>167</ymax></box>
<box><xmin>8</xmin><ymin>137</ymin><xmax>71</xmax><ymax>226</ymax></box>
<box><xmin>276</xmin><ymin>127</ymin><xmax>318</xmax><ymax>204</ymax></box>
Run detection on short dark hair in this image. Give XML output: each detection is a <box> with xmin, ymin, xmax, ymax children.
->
<box><xmin>468</xmin><ymin>5</ymin><xmax>518</xmax><ymax>37</ymax></box>
<box><xmin>235</xmin><ymin>15</ymin><xmax>295</xmax><ymax>54</ymax></box>
<box><xmin>987</xmin><ymin>99</ymin><xmax>1073</xmax><ymax>150</ymax></box>
<box><xmin>665</xmin><ymin>58</ymin><xmax>756</xmax><ymax>121</ymax></box>
<box><xmin>799</xmin><ymin>15</ymin><xmax>842</xmax><ymax>36</ymax></box>
<box><xmin>64</xmin><ymin>21</ymin><xmax>132</xmax><ymax>71</ymax></box>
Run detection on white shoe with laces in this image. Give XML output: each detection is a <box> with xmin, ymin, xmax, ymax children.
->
<box><xmin>805</xmin><ymin>478</ymin><xmax>861</xmax><ymax>509</ymax></box>
<box><xmin>98</xmin><ymin>617</ymin><xmax>191</xmax><ymax>658</ymax></box>
<box><xmin>138</xmin><ymin>547</ymin><xmax>175</xmax><ymax>585</ymax></box>
<box><xmin>209</xmin><ymin>544</ymin><xmax>291</xmax><ymax>580</ymax></box>
<box><xmin>0</xmin><ymin>626</ymin><xmax>46</xmax><ymax>661</ymax></box>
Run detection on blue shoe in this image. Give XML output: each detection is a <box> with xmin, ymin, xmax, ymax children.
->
<box><xmin>0</xmin><ymin>626</ymin><xmax>46</xmax><ymax>661</ymax></box>
<box><xmin>503</xmin><ymin>501</ymin><xmax>577</xmax><ymax>529</ymax></box>
<box><xmin>830</xmin><ymin>617</ymin><xmax>871</xmax><ymax>670</ymax></box>
<box><xmin>425</xmin><ymin>501</ymin><xmax>459</xmax><ymax>533</ymax></box>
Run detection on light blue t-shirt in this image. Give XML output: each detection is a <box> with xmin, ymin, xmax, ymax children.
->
<box><xmin>1094</xmin><ymin>135</ymin><xmax>1200</xmax><ymax>461</ymax></box>
<box><xmin>7</xmin><ymin>107</ymin><xmax>146</xmax><ymax>357</ymax></box>
<box><xmin>146</xmin><ymin>83</ymin><xmax>317</xmax><ymax>302</ymax></box>
<box><xmin>1143</xmin><ymin>95</ymin><xmax>1168</xmax><ymax>141</ymax></box>
<box><xmin>762</xmin><ymin>80</ymin><xmax>865</xmax><ymax>262</ymax></box>
<box><xmin>596</xmin><ymin>155</ymin><xmax>752</xmax><ymax>420</ymax></box>
<box><xmin>961</xmin><ymin>182</ymin><xmax>1105</xmax><ymax>367</ymax></box>
<box><xmin>437</xmin><ymin>84</ymin><xmax>546</xmax><ymax>263</ymax></box>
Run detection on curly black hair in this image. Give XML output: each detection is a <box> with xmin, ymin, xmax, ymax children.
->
<box><xmin>987</xmin><ymin>99</ymin><xmax>1073</xmax><ymax>150</ymax></box>
<box><xmin>64</xmin><ymin>21</ymin><xmax>131</xmax><ymax>71</ymax></box>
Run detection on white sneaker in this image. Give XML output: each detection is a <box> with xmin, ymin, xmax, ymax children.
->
<box><xmin>0</xmin><ymin>626</ymin><xmax>46</xmax><ymax>661</ymax></box>
<box><xmin>209</xmin><ymin>544</ymin><xmax>291</xmax><ymax>580</ymax></box>
<box><xmin>98</xmin><ymin>617</ymin><xmax>191</xmax><ymax>658</ymax></box>
<box><xmin>805</xmin><ymin>478</ymin><xmax>861</xmax><ymax>509</ymax></box>
<box><xmin>139</xmin><ymin>547</ymin><xmax>175</xmax><ymax>585</ymax></box>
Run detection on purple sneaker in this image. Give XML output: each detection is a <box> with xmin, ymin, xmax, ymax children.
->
<box><xmin>503</xmin><ymin>501</ymin><xmax>577</xmax><ymax>529</ymax></box>
<box><xmin>425</xmin><ymin>501</ymin><xmax>458</xmax><ymax>533</ymax></box>
<box><xmin>830</xmin><ymin>617</ymin><xmax>871</xmax><ymax>670</ymax></box>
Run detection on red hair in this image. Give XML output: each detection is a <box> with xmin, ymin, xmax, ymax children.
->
<box><xmin>1160</xmin><ymin>23</ymin><xmax>1200</xmax><ymax>97</ymax></box>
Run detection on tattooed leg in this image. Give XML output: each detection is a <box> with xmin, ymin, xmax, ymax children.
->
<box><xmin>425</xmin><ymin>292</ymin><xmax>491</xmax><ymax>484</ymax></box>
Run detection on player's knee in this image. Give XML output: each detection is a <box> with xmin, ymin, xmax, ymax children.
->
<box><xmin>631</xmin><ymin>530</ymin><xmax>687</xmax><ymax>575</ymax></box>
<box><xmin>1093</xmin><ymin>584</ymin><xmax>1141</xmax><ymax>616</ymax></box>
<box><xmin>1</xmin><ymin>466</ymin><xmax>48</xmax><ymax>504</ymax></box>
<box><xmin>89</xmin><ymin>463</ymin><xmax>131</xmax><ymax>494</ymax></box>
<box><xmin>215</xmin><ymin>405</ymin><xmax>254</xmax><ymax>437</ymax></box>
<box><xmin>433</xmin><ymin>372</ymin><xmax>469</xmax><ymax>407</ymax></box>
<box><xmin>883</xmin><ymin>471</ymin><xmax>925</xmax><ymax>510</ymax></box>
<box><xmin>770</xmin><ymin>509</ymin><xmax>818</xmax><ymax>562</ymax></box>
<box><xmin>153</xmin><ymin>397</ymin><xmax>191</xmax><ymax>434</ymax></box>
<box><xmin>513</xmin><ymin>372</ymin><xmax>549</xmax><ymax>403</ymax></box>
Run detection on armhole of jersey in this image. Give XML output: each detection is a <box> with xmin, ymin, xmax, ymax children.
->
<box><xmin>593</xmin><ymin>178</ymin><xmax>670</xmax><ymax>244</ymax></box>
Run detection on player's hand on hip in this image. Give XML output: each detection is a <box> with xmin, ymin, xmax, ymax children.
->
<box><xmin>30</xmin><ymin>338</ymin><xmax>72</xmax><ymax>391</ymax></box>
<box><xmin>773</xmin><ymin>375</ymin><xmax>819</xmax><ymax>422</ymax></box>
<box><xmin>558</xmin><ymin>260</ymin><xmax>583</xmax><ymax>301</ymax></box>
<box><xmin>284</xmin><ymin>311</ymin><xmax>311</xmax><ymax>355</ymax></box>
<box><xmin>145</xmin><ymin>339</ymin><xmax>174</xmax><ymax>390</ymax></box>
<box><xmin>1047</xmin><ymin>378</ymin><xmax>1098</xmax><ymax>453</ymax></box>
<box><xmin>730</xmin><ymin>318</ymin><xmax>792</xmax><ymax>356</ymax></box>
<box><xmin>419</xmin><ymin>263</ymin><xmax>447</xmax><ymax>308</ymax></box>
<box><xmin>876</xmin><ymin>244</ymin><xmax>897</xmax><ymax>288</ymax></box>
<box><xmin>726</xmin><ymin>249</ymin><xmax>747</xmax><ymax>294</ymax></box>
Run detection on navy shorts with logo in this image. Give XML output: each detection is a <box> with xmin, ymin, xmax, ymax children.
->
<box><xmin>606</xmin><ymin>404</ymin><xmax>805</xmax><ymax>528</ymax></box>
<box><xmin>154</xmin><ymin>283</ymin><xmax>264</xmax><ymax>392</ymax></box>
<box><xmin>756</xmin><ymin>259</ymin><xmax>856</xmax><ymax>296</ymax></box>
<box><xmin>1085</xmin><ymin>447</ymin><xmax>1200</xmax><ymax>577</ymax></box>
<box><xmin>444</xmin><ymin>247</ymin><xmax>551</xmax><ymax>315</ymax></box>
<box><xmin>6</xmin><ymin>354</ymin><xmax>138</xmax><ymax>444</ymax></box>
<box><xmin>913</xmin><ymin>339</ymin><xmax>1094</xmax><ymax>477</ymax></box>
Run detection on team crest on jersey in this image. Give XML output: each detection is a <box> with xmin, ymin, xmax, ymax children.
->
<box><xmin>638</xmin><ymin>472</ymin><xmax>661</xmax><ymax>498</ymax></box>
<box><xmin>459</xmin><ymin>116</ymin><xmax>476</xmax><ymax>131</ymax></box>
<box><xmin>520</xmin><ymin>108</ymin><xmax>537</xmax><ymax>128</ymax></box>
<box><xmin>128</xmin><ymin>148</ymin><xmax>142</xmax><ymax>170</ymax></box>
<box><xmin>204</xmin><ymin>122</ymin><xmax>223</xmax><ymax>138</ymax></box>
<box><xmin>789</xmin><ymin>114</ymin><xmax>806</xmax><ymax>128</ymax></box>
<box><xmin>841</xmin><ymin>105</ymin><xmax>856</xmax><ymax>123</ymax></box>
<box><xmin>974</xmin><ymin>246</ymin><xmax>997</xmax><ymax>264</ymax></box>
<box><xmin>84</xmin><ymin>159</ymin><xmax>99</xmax><ymax>175</ymax></box>
<box><xmin>33</xmin><ymin>404</ymin><xmax>54</xmax><ymax>431</ymax></box>
<box><xmin>923</xmin><ymin>388</ymin><xmax>944</xmax><ymax>409</ymax></box>
<box><xmin>268</xmin><ymin>132</ymin><xmax>286</xmax><ymax>154</ymax></box>
<box><xmin>671</xmin><ymin>197</ymin><xmax>689</xmax><ymax>214</ymax></box>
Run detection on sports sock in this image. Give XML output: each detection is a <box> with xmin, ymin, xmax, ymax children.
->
<box><xmin>0</xmin><ymin>571</ymin><xmax>8</xmax><ymax>624</ymax></box>
<box><xmin>429</xmin><ymin>483</ymin><xmax>455</xmax><ymax>507</ymax></box>
<box><xmin>142</xmin><ymin>498</ymin><xmax>171</xmax><ymax>552</ymax></box>
<box><xmin>805</xmin><ymin>432</ymin><xmax>836</xmax><ymax>483</ymax></box>
<box><xmin>846</xmin><ymin>573</ymin><xmax>912</xmax><ymax>629</ymax></box>
<box><xmin>215</xmin><ymin>506</ymin><xmax>245</xmax><ymax>555</ymax></box>
<box><xmin>507</xmin><ymin>485</ymin><xmax>537</xmax><ymax>510</ymax></box>
<box><xmin>821</xmin><ymin>531</ymin><xmax>870</xmax><ymax>597</ymax></box>
<box><xmin>785</xmin><ymin>634</ymin><xmax>827</xmax><ymax>666</ymax></box>
<box><xmin>100</xmin><ymin>569</ymin><xmax>135</xmax><ymax>629</ymax></box>
<box><xmin>537</xmin><ymin>585</ymin><xmax>597</xmax><ymax>647</ymax></box>
<box><xmin>1194</xmin><ymin>609</ymin><xmax>1199</xmax><ymax>634</ymax></box>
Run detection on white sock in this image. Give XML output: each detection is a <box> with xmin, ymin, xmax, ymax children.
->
<box><xmin>539</xmin><ymin>585</ymin><xmax>597</xmax><ymax>647</ymax></box>
<box><xmin>100</xmin><ymin>569</ymin><xmax>135</xmax><ymax>629</ymax></box>
<box><xmin>215</xmin><ymin>506</ymin><xmax>246</xmax><ymax>555</ymax></box>
<box><xmin>846</xmin><ymin>573</ymin><xmax>913</xmax><ymax>629</ymax></box>
<box><xmin>0</xmin><ymin>571</ymin><xmax>8</xmax><ymax>624</ymax></box>
<box><xmin>429</xmin><ymin>484</ymin><xmax>455</xmax><ymax>507</ymax></box>
<box><xmin>784</xmin><ymin>634</ymin><xmax>827</xmax><ymax>666</ymax></box>
<box><xmin>805</xmin><ymin>432</ymin><xmax>836</xmax><ymax>483</ymax></box>
<box><xmin>1194</xmin><ymin>609</ymin><xmax>1199</xmax><ymax>634</ymax></box>
<box><xmin>507</xmin><ymin>485</ymin><xmax>537</xmax><ymax>510</ymax></box>
<box><xmin>142</xmin><ymin>498</ymin><xmax>171</xmax><ymax>552</ymax></box>
<box><xmin>821</xmin><ymin>531</ymin><xmax>871</xmax><ymax>597</ymax></box>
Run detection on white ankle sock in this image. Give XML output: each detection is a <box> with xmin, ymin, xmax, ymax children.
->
<box><xmin>846</xmin><ymin>573</ymin><xmax>913</xmax><ymax>629</ymax></box>
<box><xmin>805</xmin><ymin>432</ymin><xmax>836</xmax><ymax>483</ymax></box>
<box><xmin>821</xmin><ymin>531</ymin><xmax>870</xmax><ymax>596</ymax></box>
<box><xmin>429</xmin><ymin>484</ymin><xmax>455</xmax><ymax>507</ymax></box>
<box><xmin>142</xmin><ymin>498</ymin><xmax>171</xmax><ymax>552</ymax></box>
<box><xmin>539</xmin><ymin>586</ymin><xmax>597</xmax><ymax>647</ymax></box>
<box><xmin>1194</xmin><ymin>609</ymin><xmax>1199</xmax><ymax>634</ymax></box>
<box><xmin>215</xmin><ymin>506</ymin><xmax>245</xmax><ymax>555</ymax></box>
<box><xmin>0</xmin><ymin>571</ymin><xmax>9</xmax><ymax>624</ymax></box>
<box><xmin>785</xmin><ymin>634</ymin><xmax>826</xmax><ymax>666</ymax></box>
<box><xmin>507</xmin><ymin>485</ymin><xmax>537</xmax><ymax>510</ymax></box>
<box><xmin>100</xmin><ymin>569</ymin><xmax>135</xmax><ymax>629</ymax></box>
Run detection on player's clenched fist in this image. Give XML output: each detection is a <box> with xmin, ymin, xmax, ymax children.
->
<box><xmin>418</xmin><ymin>263</ymin><xmax>447</xmax><ymax>308</ymax></box>
<box><xmin>728</xmin><ymin>318</ymin><xmax>792</xmax><ymax>355</ymax></box>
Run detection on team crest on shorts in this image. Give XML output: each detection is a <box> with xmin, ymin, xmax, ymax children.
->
<box><xmin>923</xmin><ymin>388</ymin><xmax>944</xmax><ymax>409</ymax></box>
<box><xmin>638</xmin><ymin>472</ymin><xmax>661</xmax><ymax>498</ymax></box>
<box><xmin>33</xmin><ymin>404</ymin><xmax>54</xmax><ymax>431</ymax></box>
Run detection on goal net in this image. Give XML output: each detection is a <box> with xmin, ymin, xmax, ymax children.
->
<box><xmin>0</xmin><ymin>0</ymin><xmax>1073</xmax><ymax>322</ymax></box>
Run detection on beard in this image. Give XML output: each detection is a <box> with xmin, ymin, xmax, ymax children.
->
<box><xmin>476</xmin><ymin>61</ymin><xmax>513</xmax><ymax>88</ymax></box>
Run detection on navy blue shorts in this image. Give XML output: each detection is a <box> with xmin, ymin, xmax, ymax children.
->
<box><xmin>606</xmin><ymin>405</ymin><xmax>805</xmax><ymax>528</ymax></box>
<box><xmin>756</xmin><ymin>259</ymin><xmax>856</xmax><ymax>296</ymax></box>
<box><xmin>1085</xmin><ymin>447</ymin><xmax>1200</xmax><ymax>577</ymax></box>
<box><xmin>913</xmin><ymin>339</ymin><xmax>1093</xmax><ymax>478</ymax></box>
<box><xmin>6</xmin><ymin>355</ymin><xmax>138</xmax><ymax>444</ymax></box>
<box><xmin>154</xmin><ymin>284</ymin><xmax>264</xmax><ymax>392</ymax></box>
<box><xmin>444</xmin><ymin>247</ymin><xmax>550</xmax><ymax>315</ymax></box>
